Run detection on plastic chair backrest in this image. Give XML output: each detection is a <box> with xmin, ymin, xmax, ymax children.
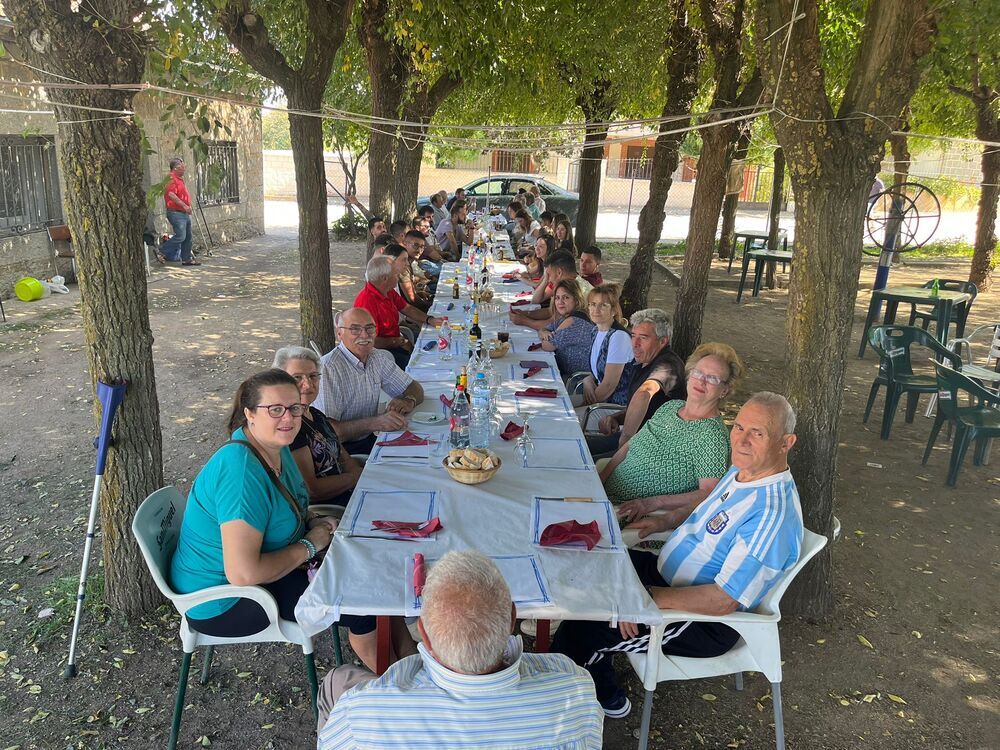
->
<box><xmin>132</xmin><ymin>487</ymin><xmax>188</xmax><ymax>599</ymax></box>
<box><xmin>989</xmin><ymin>326</ymin><xmax>1000</xmax><ymax>371</ymax></box>
<box><xmin>934</xmin><ymin>360</ymin><xmax>1000</xmax><ymax>415</ymax></box>
<box><xmin>754</xmin><ymin>528</ymin><xmax>827</xmax><ymax>616</ymax></box>
<box><xmin>921</xmin><ymin>278</ymin><xmax>979</xmax><ymax>303</ymax></box>
<box><xmin>871</xmin><ymin>325</ymin><xmax>960</xmax><ymax>378</ymax></box>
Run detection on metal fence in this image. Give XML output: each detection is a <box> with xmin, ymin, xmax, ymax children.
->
<box><xmin>197</xmin><ymin>141</ymin><xmax>240</xmax><ymax>206</ymax></box>
<box><xmin>0</xmin><ymin>135</ymin><xmax>62</xmax><ymax>236</ymax></box>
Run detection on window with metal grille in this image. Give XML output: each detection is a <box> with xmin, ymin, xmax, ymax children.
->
<box><xmin>197</xmin><ymin>141</ymin><xmax>240</xmax><ymax>206</ymax></box>
<box><xmin>0</xmin><ymin>135</ymin><xmax>63</xmax><ymax>236</ymax></box>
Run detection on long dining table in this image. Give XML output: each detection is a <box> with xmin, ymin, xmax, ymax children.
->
<box><xmin>296</xmin><ymin>235</ymin><xmax>660</xmax><ymax>673</ymax></box>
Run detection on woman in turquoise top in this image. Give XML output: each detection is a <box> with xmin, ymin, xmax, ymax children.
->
<box><xmin>169</xmin><ymin>369</ymin><xmax>404</xmax><ymax>671</ymax></box>
<box><xmin>603</xmin><ymin>343</ymin><xmax>745</xmax><ymax>518</ymax></box>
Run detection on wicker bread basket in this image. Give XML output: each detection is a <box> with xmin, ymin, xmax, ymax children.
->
<box><xmin>443</xmin><ymin>455</ymin><xmax>502</xmax><ymax>485</ymax></box>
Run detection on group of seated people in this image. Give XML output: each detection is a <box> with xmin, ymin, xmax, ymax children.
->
<box><xmin>164</xmin><ymin>202</ymin><xmax>807</xmax><ymax>746</ymax></box>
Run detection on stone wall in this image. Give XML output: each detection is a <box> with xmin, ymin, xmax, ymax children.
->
<box><xmin>0</xmin><ymin>58</ymin><xmax>264</xmax><ymax>300</ymax></box>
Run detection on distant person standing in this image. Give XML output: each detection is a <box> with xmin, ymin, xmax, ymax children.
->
<box><xmin>160</xmin><ymin>158</ymin><xmax>201</xmax><ymax>266</ymax></box>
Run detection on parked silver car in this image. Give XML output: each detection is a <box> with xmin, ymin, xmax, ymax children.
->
<box><xmin>417</xmin><ymin>174</ymin><xmax>579</xmax><ymax>223</ymax></box>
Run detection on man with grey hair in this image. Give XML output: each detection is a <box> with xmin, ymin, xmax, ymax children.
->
<box><xmin>586</xmin><ymin>308</ymin><xmax>686</xmax><ymax>457</ymax></box>
<box><xmin>430</xmin><ymin>190</ymin><xmax>449</xmax><ymax>228</ymax></box>
<box><xmin>317</xmin><ymin>551</ymin><xmax>603</xmax><ymax>749</ymax></box>
<box><xmin>313</xmin><ymin>307</ymin><xmax>424</xmax><ymax>455</ymax></box>
<box><xmin>556</xmin><ymin>392</ymin><xmax>804</xmax><ymax>718</ymax></box>
<box><xmin>355</xmin><ymin>255</ymin><xmax>441</xmax><ymax>369</ymax></box>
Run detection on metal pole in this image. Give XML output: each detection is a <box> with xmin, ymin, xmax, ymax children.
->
<box><xmin>624</xmin><ymin>171</ymin><xmax>636</xmax><ymax>245</ymax></box>
<box><xmin>873</xmin><ymin>189</ymin><xmax>904</xmax><ymax>314</ymax></box>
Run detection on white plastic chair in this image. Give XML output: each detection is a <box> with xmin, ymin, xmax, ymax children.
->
<box><xmin>132</xmin><ymin>487</ymin><xmax>319</xmax><ymax>750</ymax></box>
<box><xmin>626</xmin><ymin>527</ymin><xmax>829</xmax><ymax>750</ymax></box>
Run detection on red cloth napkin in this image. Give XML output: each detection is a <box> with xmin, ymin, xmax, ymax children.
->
<box><xmin>524</xmin><ymin>367</ymin><xmax>542</xmax><ymax>378</ymax></box>
<box><xmin>527</xmin><ymin>342</ymin><xmax>542</xmax><ymax>351</ymax></box>
<box><xmin>519</xmin><ymin>360</ymin><xmax>547</xmax><ymax>368</ymax></box>
<box><xmin>500</xmin><ymin>421</ymin><xmax>525</xmax><ymax>441</ymax></box>
<box><xmin>376</xmin><ymin>431</ymin><xmax>430</xmax><ymax>447</ymax></box>
<box><xmin>515</xmin><ymin>387</ymin><xmax>559</xmax><ymax>398</ymax></box>
<box><xmin>413</xmin><ymin>553</ymin><xmax>426</xmax><ymax>597</ymax></box>
<box><xmin>540</xmin><ymin>519</ymin><xmax>602</xmax><ymax>550</ymax></box>
<box><xmin>370</xmin><ymin>517</ymin><xmax>442</xmax><ymax>538</ymax></box>
<box><xmin>440</xmin><ymin>393</ymin><xmax>454</xmax><ymax>408</ymax></box>
<box><xmin>511</xmin><ymin>299</ymin><xmax>530</xmax><ymax>306</ymax></box>
<box><xmin>516</xmin><ymin>291</ymin><xmax>532</xmax><ymax>298</ymax></box>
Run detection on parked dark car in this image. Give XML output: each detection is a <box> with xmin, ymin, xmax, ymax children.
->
<box><xmin>417</xmin><ymin>174</ymin><xmax>580</xmax><ymax>223</ymax></box>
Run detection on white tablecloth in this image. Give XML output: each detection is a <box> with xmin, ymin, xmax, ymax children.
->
<box><xmin>296</xmin><ymin>258</ymin><xmax>661</xmax><ymax>635</ymax></box>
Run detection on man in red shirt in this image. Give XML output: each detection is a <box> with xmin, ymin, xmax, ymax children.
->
<box><xmin>580</xmin><ymin>246</ymin><xmax>603</xmax><ymax>287</ymax></box>
<box><xmin>160</xmin><ymin>158</ymin><xmax>201</xmax><ymax>266</ymax></box>
<box><xmin>355</xmin><ymin>255</ymin><xmax>442</xmax><ymax>369</ymax></box>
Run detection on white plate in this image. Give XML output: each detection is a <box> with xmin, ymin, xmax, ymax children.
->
<box><xmin>411</xmin><ymin>411</ymin><xmax>445</xmax><ymax>425</ymax></box>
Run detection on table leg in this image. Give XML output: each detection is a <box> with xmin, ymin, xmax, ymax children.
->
<box><xmin>752</xmin><ymin>257</ymin><xmax>767</xmax><ymax>297</ymax></box>
<box><xmin>937</xmin><ymin>300</ymin><xmax>953</xmax><ymax>351</ymax></box>
<box><xmin>736</xmin><ymin>250</ymin><xmax>753</xmax><ymax>303</ymax></box>
<box><xmin>535</xmin><ymin>619</ymin><xmax>551</xmax><ymax>652</ymax></box>
<box><xmin>375</xmin><ymin>615</ymin><xmax>391</xmax><ymax>676</ymax></box>
<box><xmin>858</xmin><ymin>293</ymin><xmax>884</xmax><ymax>358</ymax></box>
<box><xmin>885</xmin><ymin>300</ymin><xmax>900</xmax><ymax>326</ymax></box>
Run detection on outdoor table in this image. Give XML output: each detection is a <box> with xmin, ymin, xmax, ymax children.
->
<box><xmin>857</xmin><ymin>286</ymin><xmax>972</xmax><ymax>358</ymax></box>
<box><xmin>296</xmin><ymin>251</ymin><xmax>660</xmax><ymax>674</ymax></box>
<box><xmin>736</xmin><ymin>249</ymin><xmax>794</xmax><ymax>303</ymax></box>
<box><xmin>727</xmin><ymin>230</ymin><xmax>771</xmax><ymax>274</ymax></box>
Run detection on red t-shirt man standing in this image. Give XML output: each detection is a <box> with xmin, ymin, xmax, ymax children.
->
<box><xmin>159</xmin><ymin>158</ymin><xmax>201</xmax><ymax>266</ymax></box>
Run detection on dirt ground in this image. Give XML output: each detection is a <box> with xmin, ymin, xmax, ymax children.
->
<box><xmin>0</xmin><ymin>215</ymin><xmax>997</xmax><ymax>750</ymax></box>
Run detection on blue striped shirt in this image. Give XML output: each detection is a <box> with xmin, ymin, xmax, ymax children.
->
<box><xmin>318</xmin><ymin>637</ymin><xmax>603</xmax><ymax>749</ymax></box>
<box><xmin>657</xmin><ymin>466</ymin><xmax>803</xmax><ymax>609</ymax></box>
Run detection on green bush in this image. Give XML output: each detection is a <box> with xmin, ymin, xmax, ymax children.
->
<box><xmin>331</xmin><ymin>210</ymin><xmax>369</xmax><ymax>241</ymax></box>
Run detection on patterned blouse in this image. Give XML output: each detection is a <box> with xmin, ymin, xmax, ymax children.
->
<box><xmin>290</xmin><ymin>406</ymin><xmax>343</xmax><ymax>478</ymax></box>
<box><xmin>547</xmin><ymin>312</ymin><xmax>596</xmax><ymax>378</ymax></box>
<box><xmin>605</xmin><ymin>401</ymin><xmax>730</xmax><ymax>504</ymax></box>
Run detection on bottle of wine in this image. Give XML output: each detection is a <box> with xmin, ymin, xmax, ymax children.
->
<box><xmin>468</xmin><ymin>311</ymin><xmax>482</xmax><ymax>358</ymax></box>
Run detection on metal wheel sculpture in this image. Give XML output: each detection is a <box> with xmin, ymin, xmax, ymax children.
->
<box><xmin>864</xmin><ymin>181</ymin><xmax>941</xmax><ymax>256</ymax></box>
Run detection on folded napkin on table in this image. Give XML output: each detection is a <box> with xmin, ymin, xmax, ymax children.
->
<box><xmin>440</xmin><ymin>393</ymin><xmax>454</xmax><ymax>409</ymax></box>
<box><xmin>500</xmin><ymin>421</ymin><xmax>525</xmax><ymax>441</ymax></box>
<box><xmin>524</xmin><ymin>367</ymin><xmax>542</xmax><ymax>378</ymax></box>
<box><xmin>511</xmin><ymin>299</ymin><xmax>531</xmax><ymax>307</ymax></box>
<box><xmin>413</xmin><ymin>553</ymin><xmax>426</xmax><ymax>596</ymax></box>
<box><xmin>376</xmin><ymin>431</ymin><xmax>431</xmax><ymax>447</ymax></box>
<box><xmin>540</xmin><ymin>519</ymin><xmax>601</xmax><ymax>550</ymax></box>
<box><xmin>370</xmin><ymin>517</ymin><xmax>442</xmax><ymax>538</ymax></box>
<box><xmin>519</xmin><ymin>360</ymin><xmax>547</xmax><ymax>369</ymax></box>
<box><xmin>527</xmin><ymin>342</ymin><xmax>543</xmax><ymax>351</ymax></box>
<box><xmin>515</xmin><ymin>387</ymin><xmax>559</xmax><ymax>398</ymax></box>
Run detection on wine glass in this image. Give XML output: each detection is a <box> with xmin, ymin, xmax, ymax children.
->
<box><xmin>514</xmin><ymin>413</ymin><xmax>533</xmax><ymax>463</ymax></box>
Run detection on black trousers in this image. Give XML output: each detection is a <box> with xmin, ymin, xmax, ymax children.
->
<box><xmin>187</xmin><ymin>568</ymin><xmax>375</xmax><ymax>638</ymax></box>
<box><xmin>551</xmin><ymin>550</ymin><xmax>740</xmax><ymax>705</ymax></box>
<box><xmin>388</xmin><ymin>346</ymin><xmax>411</xmax><ymax>370</ymax></box>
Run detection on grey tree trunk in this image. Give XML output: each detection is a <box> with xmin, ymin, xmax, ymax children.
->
<box><xmin>619</xmin><ymin>0</ymin><xmax>701</xmax><ymax>318</ymax></box>
<box><xmin>574</xmin><ymin>116</ymin><xmax>613</xmax><ymax>251</ymax></box>
<box><xmin>717</xmin><ymin>126</ymin><xmax>753</xmax><ymax>261</ymax></box>
<box><xmin>757</xmin><ymin>0</ymin><xmax>935</xmax><ymax>618</ymax></box>
<box><xmin>5</xmin><ymin>0</ymin><xmax>163</xmax><ymax>615</ymax></box>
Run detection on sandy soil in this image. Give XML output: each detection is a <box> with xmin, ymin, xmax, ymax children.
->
<box><xmin>0</xmin><ymin>217</ymin><xmax>996</xmax><ymax>749</ymax></box>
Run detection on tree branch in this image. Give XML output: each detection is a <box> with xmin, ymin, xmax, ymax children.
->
<box><xmin>218</xmin><ymin>1</ymin><xmax>298</xmax><ymax>91</ymax></box>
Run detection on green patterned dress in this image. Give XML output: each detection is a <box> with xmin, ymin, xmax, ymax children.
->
<box><xmin>605</xmin><ymin>401</ymin><xmax>730</xmax><ymax>504</ymax></box>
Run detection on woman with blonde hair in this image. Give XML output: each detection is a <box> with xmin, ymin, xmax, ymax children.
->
<box><xmin>579</xmin><ymin>284</ymin><xmax>634</xmax><ymax>406</ymax></box>
<box><xmin>601</xmin><ymin>342</ymin><xmax>746</xmax><ymax>516</ymax></box>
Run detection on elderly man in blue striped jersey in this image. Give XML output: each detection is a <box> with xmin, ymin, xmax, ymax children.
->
<box><xmin>317</xmin><ymin>550</ymin><xmax>603</xmax><ymax>749</ymax></box>
<box><xmin>553</xmin><ymin>391</ymin><xmax>804</xmax><ymax>718</ymax></box>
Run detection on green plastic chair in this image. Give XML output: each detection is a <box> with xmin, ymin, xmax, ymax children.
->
<box><xmin>863</xmin><ymin>326</ymin><xmax>962</xmax><ymax>439</ymax></box>
<box><xmin>907</xmin><ymin>279</ymin><xmax>978</xmax><ymax>339</ymax></box>
<box><xmin>922</xmin><ymin>362</ymin><xmax>1000</xmax><ymax>486</ymax></box>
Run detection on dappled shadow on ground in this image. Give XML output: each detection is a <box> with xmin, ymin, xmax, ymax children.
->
<box><xmin>0</xmin><ymin>234</ymin><xmax>996</xmax><ymax>749</ymax></box>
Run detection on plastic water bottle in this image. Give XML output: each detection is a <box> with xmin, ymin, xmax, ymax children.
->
<box><xmin>449</xmin><ymin>386</ymin><xmax>470</xmax><ymax>448</ymax></box>
<box><xmin>469</xmin><ymin>373</ymin><xmax>491</xmax><ymax>449</ymax></box>
<box><xmin>438</xmin><ymin>317</ymin><xmax>453</xmax><ymax>361</ymax></box>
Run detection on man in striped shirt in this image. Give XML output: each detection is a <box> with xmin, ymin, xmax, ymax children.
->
<box><xmin>317</xmin><ymin>551</ymin><xmax>603</xmax><ymax>749</ymax></box>
<box><xmin>553</xmin><ymin>392</ymin><xmax>804</xmax><ymax>717</ymax></box>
